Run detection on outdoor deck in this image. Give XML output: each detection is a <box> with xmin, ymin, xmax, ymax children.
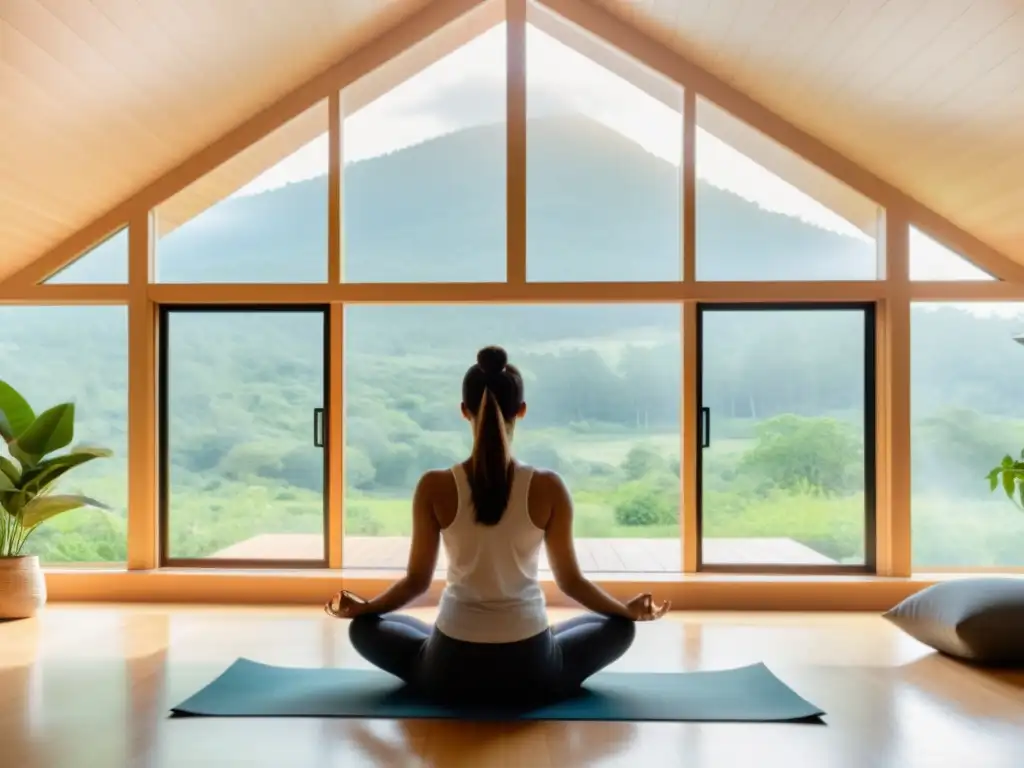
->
<box><xmin>212</xmin><ymin>535</ymin><xmax>836</xmax><ymax>570</ymax></box>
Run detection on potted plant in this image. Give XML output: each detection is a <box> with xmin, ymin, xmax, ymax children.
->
<box><xmin>0</xmin><ymin>380</ymin><xmax>111</xmax><ymax>619</ymax></box>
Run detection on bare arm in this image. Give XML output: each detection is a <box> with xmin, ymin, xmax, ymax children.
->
<box><xmin>360</xmin><ymin>472</ymin><xmax>441</xmax><ymax>616</ymax></box>
<box><xmin>541</xmin><ymin>472</ymin><xmax>632</xmax><ymax>619</ymax></box>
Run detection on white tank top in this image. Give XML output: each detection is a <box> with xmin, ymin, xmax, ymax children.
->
<box><xmin>435</xmin><ymin>462</ymin><xmax>549</xmax><ymax>643</ymax></box>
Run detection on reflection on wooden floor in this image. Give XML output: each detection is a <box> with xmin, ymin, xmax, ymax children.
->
<box><xmin>2</xmin><ymin>605</ymin><xmax>1023</xmax><ymax>767</ymax></box>
<box><xmin>213</xmin><ymin>534</ymin><xmax>836</xmax><ymax>569</ymax></box>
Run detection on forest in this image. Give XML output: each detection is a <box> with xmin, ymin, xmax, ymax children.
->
<box><xmin>4</xmin><ymin>117</ymin><xmax>1024</xmax><ymax>569</ymax></box>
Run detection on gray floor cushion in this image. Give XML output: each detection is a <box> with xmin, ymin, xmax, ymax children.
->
<box><xmin>883</xmin><ymin>578</ymin><xmax>1024</xmax><ymax>666</ymax></box>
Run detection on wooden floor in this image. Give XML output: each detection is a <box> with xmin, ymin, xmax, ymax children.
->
<box><xmin>213</xmin><ymin>535</ymin><xmax>837</xmax><ymax>569</ymax></box>
<box><xmin>2</xmin><ymin>606</ymin><xmax>1023</xmax><ymax>767</ymax></box>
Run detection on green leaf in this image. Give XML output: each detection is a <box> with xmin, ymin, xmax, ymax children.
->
<box><xmin>0</xmin><ymin>472</ymin><xmax>12</xmax><ymax>492</ymax></box>
<box><xmin>0</xmin><ymin>488</ymin><xmax>28</xmax><ymax>516</ymax></box>
<box><xmin>1002</xmin><ymin>454</ymin><xmax>1015</xmax><ymax>468</ymax></box>
<box><xmin>9</xmin><ymin>442</ymin><xmax>38</xmax><ymax>469</ymax></box>
<box><xmin>0</xmin><ymin>456</ymin><xmax>19</xmax><ymax>484</ymax></box>
<box><xmin>988</xmin><ymin>468</ymin><xmax>1001</xmax><ymax>491</ymax></box>
<box><xmin>16</xmin><ymin>403</ymin><xmax>75</xmax><ymax>457</ymax></box>
<box><xmin>70</xmin><ymin>444</ymin><xmax>114</xmax><ymax>458</ymax></box>
<box><xmin>1002</xmin><ymin>469</ymin><xmax>1017</xmax><ymax>500</ymax></box>
<box><xmin>21</xmin><ymin>447</ymin><xmax>112</xmax><ymax>493</ymax></box>
<box><xmin>0</xmin><ymin>381</ymin><xmax>35</xmax><ymax>442</ymax></box>
<box><xmin>19</xmin><ymin>494</ymin><xmax>107</xmax><ymax>529</ymax></box>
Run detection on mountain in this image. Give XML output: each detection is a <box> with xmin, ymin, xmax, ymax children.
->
<box><xmin>151</xmin><ymin>115</ymin><xmax>875</xmax><ymax>284</ymax></box>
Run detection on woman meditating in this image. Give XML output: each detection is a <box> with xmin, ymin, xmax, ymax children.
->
<box><xmin>326</xmin><ymin>345</ymin><xmax>669</xmax><ymax>705</ymax></box>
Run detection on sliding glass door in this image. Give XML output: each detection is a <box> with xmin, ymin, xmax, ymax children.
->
<box><xmin>158</xmin><ymin>306</ymin><xmax>329</xmax><ymax>567</ymax></box>
<box><xmin>696</xmin><ymin>304</ymin><xmax>876</xmax><ymax>572</ymax></box>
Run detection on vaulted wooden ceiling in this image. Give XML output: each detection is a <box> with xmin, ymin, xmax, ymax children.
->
<box><xmin>599</xmin><ymin>0</ymin><xmax>1024</xmax><ymax>266</ymax></box>
<box><xmin>3</xmin><ymin>0</ymin><xmax>1024</xmax><ymax>281</ymax></box>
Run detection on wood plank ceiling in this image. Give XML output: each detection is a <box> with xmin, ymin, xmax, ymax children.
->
<box><xmin>2</xmin><ymin>0</ymin><xmax>1024</xmax><ymax>279</ymax></box>
<box><xmin>600</xmin><ymin>0</ymin><xmax>1024</xmax><ymax>266</ymax></box>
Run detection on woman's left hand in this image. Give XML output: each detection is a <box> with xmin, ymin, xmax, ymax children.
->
<box><xmin>625</xmin><ymin>592</ymin><xmax>670</xmax><ymax>622</ymax></box>
<box><xmin>324</xmin><ymin>590</ymin><xmax>370</xmax><ymax>619</ymax></box>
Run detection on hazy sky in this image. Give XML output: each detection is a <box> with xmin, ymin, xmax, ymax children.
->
<box><xmin>238</xmin><ymin>23</ymin><xmax>986</xmax><ymax>282</ymax></box>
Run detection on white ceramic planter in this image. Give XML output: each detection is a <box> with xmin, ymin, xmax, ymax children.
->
<box><xmin>0</xmin><ymin>555</ymin><xmax>47</xmax><ymax>619</ymax></box>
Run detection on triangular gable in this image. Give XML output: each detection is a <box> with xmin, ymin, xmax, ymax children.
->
<box><xmin>5</xmin><ymin>0</ymin><xmax>1023</xmax><ymax>288</ymax></box>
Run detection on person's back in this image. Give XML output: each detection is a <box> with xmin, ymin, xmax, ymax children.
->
<box><xmin>328</xmin><ymin>345</ymin><xmax>669</xmax><ymax>707</ymax></box>
<box><xmin>436</xmin><ymin>462</ymin><xmax>546</xmax><ymax>643</ymax></box>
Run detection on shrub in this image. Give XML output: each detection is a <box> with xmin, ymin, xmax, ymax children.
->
<box><xmin>620</xmin><ymin>444</ymin><xmax>666</xmax><ymax>481</ymax></box>
<box><xmin>613</xmin><ymin>482</ymin><xmax>677</xmax><ymax>527</ymax></box>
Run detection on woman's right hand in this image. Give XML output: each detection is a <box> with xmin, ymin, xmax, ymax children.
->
<box><xmin>324</xmin><ymin>590</ymin><xmax>370</xmax><ymax>619</ymax></box>
<box><xmin>625</xmin><ymin>593</ymin><xmax>670</xmax><ymax>621</ymax></box>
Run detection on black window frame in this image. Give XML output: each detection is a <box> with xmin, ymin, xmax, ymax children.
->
<box><xmin>157</xmin><ymin>304</ymin><xmax>331</xmax><ymax>569</ymax></box>
<box><xmin>695</xmin><ymin>301</ymin><xmax>877</xmax><ymax>574</ymax></box>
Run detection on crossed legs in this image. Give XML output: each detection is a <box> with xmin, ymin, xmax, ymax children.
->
<box><xmin>348</xmin><ymin>612</ymin><xmax>635</xmax><ymax>698</ymax></box>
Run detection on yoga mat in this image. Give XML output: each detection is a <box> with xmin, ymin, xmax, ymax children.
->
<box><xmin>171</xmin><ymin>659</ymin><xmax>824</xmax><ymax>723</ymax></box>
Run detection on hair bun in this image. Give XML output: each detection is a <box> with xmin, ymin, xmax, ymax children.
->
<box><xmin>477</xmin><ymin>345</ymin><xmax>508</xmax><ymax>374</ymax></box>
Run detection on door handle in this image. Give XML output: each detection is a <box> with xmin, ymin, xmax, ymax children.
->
<box><xmin>700</xmin><ymin>407</ymin><xmax>711</xmax><ymax>449</ymax></box>
<box><xmin>313</xmin><ymin>407</ymin><xmax>325</xmax><ymax>448</ymax></box>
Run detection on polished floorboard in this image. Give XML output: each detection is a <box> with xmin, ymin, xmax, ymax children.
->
<box><xmin>1</xmin><ymin>605</ymin><xmax>1023</xmax><ymax>767</ymax></box>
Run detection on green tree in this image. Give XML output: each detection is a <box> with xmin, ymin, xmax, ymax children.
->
<box><xmin>740</xmin><ymin>415</ymin><xmax>861</xmax><ymax>496</ymax></box>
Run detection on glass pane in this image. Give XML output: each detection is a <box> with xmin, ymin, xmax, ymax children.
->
<box><xmin>700</xmin><ymin>308</ymin><xmax>868</xmax><ymax>566</ymax></box>
<box><xmin>0</xmin><ymin>306</ymin><xmax>128</xmax><ymax>565</ymax></box>
<box><xmin>164</xmin><ymin>310</ymin><xmax>326</xmax><ymax>562</ymax></box>
<box><xmin>526</xmin><ymin>15</ymin><xmax>682</xmax><ymax>281</ymax></box>
<box><xmin>45</xmin><ymin>229</ymin><xmax>128</xmax><ymax>284</ymax></box>
<box><xmin>342</xmin><ymin>17</ymin><xmax>506</xmax><ymax>282</ymax></box>
<box><xmin>344</xmin><ymin>305</ymin><xmax>681</xmax><ymax>573</ymax></box>
<box><xmin>156</xmin><ymin>102</ymin><xmax>329</xmax><ymax>283</ymax></box>
<box><xmin>911</xmin><ymin>303</ymin><xmax>1024</xmax><ymax>567</ymax></box>
<box><xmin>909</xmin><ymin>226</ymin><xmax>993</xmax><ymax>281</ymax></box>
<box><xmin>696</xmin><ymin>98</ymin><xmax>880</xmax><ymax>281</ymax></box>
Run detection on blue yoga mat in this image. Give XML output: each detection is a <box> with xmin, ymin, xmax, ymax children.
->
<box><xmin>171</xmin><ymin>658</ymin><xmax>824</xmax><ymax>723</ymax></box>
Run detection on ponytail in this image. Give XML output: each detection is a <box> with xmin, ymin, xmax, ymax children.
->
<box><xmin>468</xmin><ymin>389</ymin><xmax>513</xmax><ymax>525</ymax></box>
<box><xmin>462</xmin><ymin>345</ymin><xmax>524</xmax><ymax>525</ymax></box>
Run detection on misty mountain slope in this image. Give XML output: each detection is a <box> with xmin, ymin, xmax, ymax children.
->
<box><xmin>152</xmin><ymin>115</ymin><xmax>875</xmax><ymax>285</ymax></box>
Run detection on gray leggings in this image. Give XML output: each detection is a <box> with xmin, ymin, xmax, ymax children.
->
<box><xmin>349</xmin><ymin>612</ymin><xmax>636</xmax><ymax>706</ymax></box>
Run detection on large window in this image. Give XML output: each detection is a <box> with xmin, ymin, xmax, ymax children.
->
<box><xmin>160</xmin><ymin>308</ymin><xmax>328</xmax><ymax>565</ymax></box>
<box><xmin>911</xmin><ymin>303</ymin><xmax>1024</xmax><ymax>568</ymax></box>
<box><xmin>0</xmin><ymin>306</ymin><xmax>128</xmax><ymax>565</ymax></box>
<box><xmin>696</xmin><ymin>98</ymin><xmax>880</xmax><ymax>281</ymax></box>
<box><xmin>525</xmin><ymin>13</ymin><xmax>682</xmax><ymax>281</ymax></box>
<box><xmin>342</xmin><ymin>15</ymin><xmax>506</xmax><ymax>283</ymax></box>
<box><xmin>698</xmin><ymin>306</ymin><xmax>873</xmax><ymax>570</ymax></box>
<box><xmin>343</xmin><ymin>305</ymin><xmax>682</xmax><ymax>572</ymax></box>
<box><xmin>155</xmin><ymin>103</ymin><xmax>329</xmax><ymax>283</ymax></box>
